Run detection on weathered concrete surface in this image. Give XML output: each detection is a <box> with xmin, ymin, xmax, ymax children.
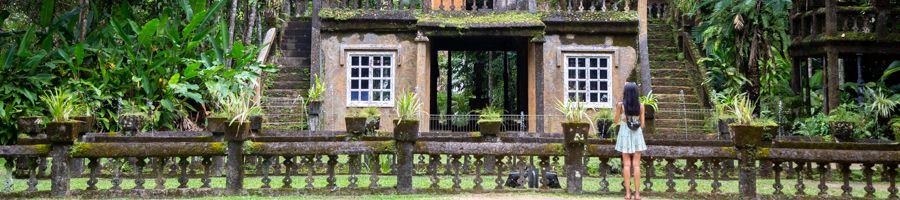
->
<box><xmin>764</xmin><ymin>148</ymin><xmax>900</xmax><ymax>163</ymax></box>
<box><xmin>319</xmin><ymin>32</ymin><xmax>419</xmax><ymax>132</ymax></box>
<box><xmin>69</xmin><ymin>142</ymin><xmax>225</xmax><ymax>158</ymax></box>
<box><xmin>586</xmin><ymin>145</ymin><xmax>736</xmax><ymax>159</ymax></box>
<box><xmin>246</xmin><ymin>141</ymin><xmax>395</xmax><ymax>155</ymax></box>
<box><xmin>540</xmin><ymin>34</ymin><xmax>637</xmax><ymax>133</ymax></box>
<box><xmin>415</xmin><ymin>142</ymin><xmax>564</xmax><ymax>156</ymax></box>
<box><xmin>0</xmin><ymin>145</ymin><xmax>50</xmax><ymax>156</ymax></box>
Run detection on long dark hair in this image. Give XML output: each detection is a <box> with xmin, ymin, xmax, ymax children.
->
<box><xmin>622</xmin><ymin>82</ymin><xmax>641</xmax><ymax>116</ymax></box>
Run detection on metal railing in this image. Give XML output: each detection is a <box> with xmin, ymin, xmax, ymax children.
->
<box><xmin>428</xmin><ymin>114</ymin><xmax>531</xmax><ymax>133</ymax></box>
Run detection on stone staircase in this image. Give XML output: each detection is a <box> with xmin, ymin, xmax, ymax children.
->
<box><xmin>647</xmin><ymin>20</ymin><xmax>709</xmax><ymax>134</ymax></box>
<box><xmin>262</xmin><ymin>19</ymin><xmax>312</xmax><ymax>130</ymax></box>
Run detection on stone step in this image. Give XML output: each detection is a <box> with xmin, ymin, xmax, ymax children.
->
<box><xmin>283</xmin><ymin>50</ymin><xmax>311</xmax><ymax>57</ymax></box>
<box><xmin>651</xmin><ymin>85</ymin><xmax>696</xmax><ymax>95</ymax></box>
<box><xmin>654</xmin><ymin>111</ymin><xmax>709</xmax><ymax>120</ymax></box>
<box><xmin>278</xmin><ymin>57</ymin><xmax>311</xmax><ymax>67</ymax></box>
<box><xmin>265</xmin><ymin>89</ymin><xmax>305</xmax><ymax>98</ymax></box>
<box><xmin>270</xmin><ymin>81</ymin><xmax>308</xmax><ymax>90</ymax></box>
<box><xmin>648</xmin><ymin>38</ymin><xmax>674</xmax><ymax>46</ymax></box>
<box><xmin>657</xmin><ymin>102</ymin><xmax>702</xmax><ymax>109</ymax></box>
<box><xmin>656</xmin><ymin>94</ymin><xmax>700</xmax><ymax>103</ymax></box>
<box><xmin>265</xmin><ymin>115</ymin><xmax>306</xmax><ymax>123</ymax></box>
<box><xmin>653</xmin><ymin>127</ymin><xmax>713</xmax><ymax>135</ymax></box>
<box><xmin>652</xmin><ymin>77</ymin><xmax>695</xmax><ymax>86</ymax></box>
<box><xmin>650</xmin><ymin>68</ymin><xmax>689</xmax><ymax>78</ymax></box>
<box><xmin>650</xmin><ymin>53</ymin><xmax>678</xmax><ymax>61</ymax></box>
<box><xmin>269</xmin><ymin>72</ymin><xmax>311</xmax><ymax>82</ymax></box>
<box><xmin>275</xmin><ymin>66</ymin><xmax>310</xmax><ymax>74</ymax></box>
<box><xmin>649</xmin><ymin>46</ymin><xmax>677</xmax><ymax>53</ymax></box>
<box><xmin>650</xmin><ymin>61</ymin><xmax>684</xmax><ymax>69</ymax></box>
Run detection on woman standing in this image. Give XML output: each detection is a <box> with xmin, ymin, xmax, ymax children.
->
<box><xmin>614</xmin><ymin>82</ymin><xmax>648</xmax><ymax>200</ymax></box>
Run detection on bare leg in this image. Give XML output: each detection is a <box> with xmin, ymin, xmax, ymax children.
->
<box><xmin>622</xmin><ymin>153</ymin><xmax>632</xmax><ymax>199</ymax></box>
<box><xmin>633</xmin><ymin>152</ymin><xmax>642</xmax><ymax>199</ymax></box>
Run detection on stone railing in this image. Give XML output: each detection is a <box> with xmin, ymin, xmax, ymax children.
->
<box><xmin>0</xmin><ymin>131</ymin><xmax>897</xmax><ymax>199</ymax></box>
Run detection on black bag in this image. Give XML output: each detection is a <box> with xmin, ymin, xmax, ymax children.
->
<box><xmin>626</xmin><ymin>116</ymin><xmax>641</xmax><ymax>130</ymax></box>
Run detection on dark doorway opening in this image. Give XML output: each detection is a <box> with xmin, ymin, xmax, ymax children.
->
<box><xmin>429</xmin><ymin>37</ymin><xmax>530</xmax><ymax>132</ymax></box>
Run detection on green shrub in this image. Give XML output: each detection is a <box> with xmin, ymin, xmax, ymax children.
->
<box><xmin>477</xmin><ymin>106</ymin><xmax>503</xmax><ymax>123</ymax></box>
<box><xmin>40</xmin><ymin>89</ymin><xmax>76</xmax><ymax>122</ymax></box>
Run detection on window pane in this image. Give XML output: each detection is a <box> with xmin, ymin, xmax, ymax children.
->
<box><xmin>383</xmin><ymin>79</ymin><xmax>391</xmax><ymax>89</ymax></box>
<box><xmin>383</xmin><ymin>56</ymin><xmax>391</xmax><ymax>66</ymax></box>
<box><xmin>578</xmin><ymin>81</ymin><xmax>586</xmax><ymax>90</ymax></box>
<box><xmin>599</xmin><ymin>59</ymin><xmax>608</xmax><ymax>68</ymax></box>
<box><xmin>351</xmin><ymin>92</ymin><xmax>359</xmax><ymax>101</ymax></box>
<box><xmin>600</xmin><ymin>81</ymin><xmax>608</xmax><ymax>91</ymax></box>
<box><xmin>373</xmin><ymin>56</ymin><xmax>382</xmax><ymax>66</ymax></box>
<box><xmin>374</xmin><ymin>68</ymin><xmax>381</xmax><ymax>77</ymax></box>
<box><xmin>361</xmin><ymin>80</ymin><xmax>369</xmax><ymax>89</ymax></box>
<box><xmin>568</xmin><ymin>58</ymin><xmax>576</xmax><ymax>67</ymax></box>
<box><xmin>373</xmin><ymin>92</ymin><xmax>381</xmax><ymax>101</ymax></box>
<box><xmin>360</xmin><ymin>92</ymin><xmax>369</xmax><ymax>101</ymax></box>
<box><xmin>601</xmin><ymin>93</ymin><xmax>609</xmax><ymax>102</ymax></box>
<box><xmin>599</xmin><ymin>70</ymin><xmax>607</xmax><ymax>79</ymax></box>
<box><xmin>590</xmin><ymin>81</ymin><xmax>597</xmax><ymax>90</ymax></box>
<box><xmin>383</xmin><ymin>68</ymin><xmax>391</xmax><ymax>77</ymax></box>
<box><xmin>361</xmin><ymin>68</ymin><xmax>369</xmax><ymax>77</ymax></box>
<box><xmin>589</xmin><ymin>58</ymin><xmax>597</xmax><ymax>68</ymax></box>
<box><xmin>382</xmin><ymin>92</ymin><xmax>391</xmax><ymax>101</ymax></box>
<box><xmin>351</xmin><ymin>68</ymin><xmax>359</xmax><ymax>78</ymax></box>
<box><xmin>351</xmin><ymin>56</ymin><xmax>359</xmax><ymax>66</ymax></box>
<box><xmin>589</xmin><ymin>93</ymin><xmax>598</xmax><ymax>102</ymax></box>
<box><xmin>578</xmin><ymin>93</ymin><xmax>586</xmax><ymax>102</ymax></box>
<box><xmin>361</xmin><ymin>56</ymin><xmax>369</xmax><ymax>66</ymax></box>
<box><xmin>568</xmin><ymin>69</ymin><xmax>576</xmax><ymax>79</ymax></box>
<box><xmin>578</xmin><ymin>58</ymin><xmax>586</xmax><ymax>67</ymax></box>
<box><xmin>351</xmin><ymin>80</ymin><xmax>359</xmax><ymax>89</ymax></box>
<box><xmin>373</xmin><ymin>80</ymin><xmax>381</xmax><ymax>89</ymax></box>
<box><xmin>568</xmin><ymin>81</ymin><xmax>576</xmax><ymax>90</ymax></box>
<box><xmin>568</xmin><ymin>92</ymin><xmax>576</xmax><ymax>101</ymax></box>
<box><xmin>578</xmin><ymin>70</ymin><xmax>586</xmax><ymax>79</ymax></box>
<box><xmin>589</xmin><ymin>70</ymin><xmax>597</xmax><ymax>79</ymax></box>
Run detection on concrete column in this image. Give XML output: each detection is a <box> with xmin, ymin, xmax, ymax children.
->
<box><xmin>532</xmin><ymin>37</ymin><xmax>545</xmax><ymax>134</ymax></box>
<box><xmin>825</xmin><ymin>48</ymin><xmax>840</xmax><ymax>113</ymax></box>
<box><xmin>415</xmin><ymin>32</ymin><xmax>431</xmax><ymax>132</ymax></box>
<box><xmin>563</xmin><ymin>124</ymin><xmax>587</xmax><ymax>194</ymax></box>
<box><xmin>226</xmin><ymin>141</ymin><xmax>245</xmax><ymax>194</ymax></box>
<box><xmin>394</xmin><ymin>121</ymin><xmax>419</xmax><ymax>194</ymax></box>
<box><xmin>737</xmin><ymin>147</ymin><xmax>758</xmax><ymax>199</ymax></box>
<box><xmin>50</xmin><ymin>144</ymin><xmax>70</xmax><ymax>197</ymax></box>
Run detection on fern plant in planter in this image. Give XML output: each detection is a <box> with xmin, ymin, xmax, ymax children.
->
<box><xmin>558</xmin><ymin>99</ymin><xmax>590</xmax><ymax>144</ymax></box>
<box><xmin>640</xmin><ymin>91</ymin><xmax>659</xmax><ymax>119</ymax></box>
<box><xmin>347</xmin><ymin>107</ymin><xmax>383</xmax><ymax>136</ymax></box>
<box><xmin>477</xmin><ymin>106</ymin><xmax>504</xmax><ymax>136</ymax></box>
<box><xmin>727</xmin><ymin>94</ymin><xmax>776</xmax><ymax>148</ymax></box>
<box><xmin>118</xmin><ymin>100</ymin><xmax>148</xmax><ymax>136</ymax></box>
<box><xmin>220</xmin><ymin>92</ymin><xmax>261</xmax><ymax>141</ymax></box>
<box><xmin>592</xmin><ymin>108</ymin><xmax>614</xmax><ymax>139</ymax></box>
<box><xmin>306</xmin><ymin>75</ymin><xmax>326</xmax><ymax>116</ymax></box>
<box><xmin>828</xmin><ymin>104</ymin><xmax>864</xmax><ymax>142</ymax></box>
<box><xmin>394</xmin><ymin>91</ymin><xmax>422</xmax><ymax>142</ymax></box>
<box><xmin>363</xmin><ymin>107</ymin><xmax>382</xmax><ymax>132</ymax></box>
<box><xmin>41</xmin><ymin>89</ymin><xmax>80</xmax><ymax>143</ymax></box>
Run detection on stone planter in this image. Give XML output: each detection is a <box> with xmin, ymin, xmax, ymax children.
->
<box><xmin>46</xmin><ymin>121</ymin><xmax>80</xmax><ymax>143</ymax></box>
<box><xmin>366</xmin><ymin>118</ymin><xmax>381</xmax><ymax>132</ymax></box>
<box><xmin>307</xmin><ymin>101</ymin><xmax>322</xmax><ymax>116</ymax></box>
<box><xmin>393</xmin><ymin>120</ymin><xmax>419</xmax><ymax>142</ymax></box>
<box><xmin>118</xmin><ymin>115</ymin><xmax>144</xmax><ymax>136</ymax></box>
<box><xmin>249</xmin><ymin>115</ymin><xmax>263</xmax><ymax>133</ymax></box>
<box><xmin>224</xmin><ymin>122</ymin><xmax>251</xmax><ymax>141</ymax></box>
<box><xmin>72</xmin><ymin>116</ymin><xmax>96</xmax><ymax>136</ymax></box>
<box><xmin>478</xmin><ymin>121</ymin><xmax>502</xmax><ymax>136</ymax></box>
<box><xmin>346</xmin><ymin>117</ymin><xmax>368</xmax><ymax>136</ymax></box>
<box><xmin>16</xmin><ymin>116</ymin><xmax>44</xmax><ymax>135</ymax></box>
<box><xmin>830</xmin><ymin>122</ymin><xmax>855</xmax><ymax>142</ymax></box>
<box><xmin>595</xmin><ymin>119</ymin><xmax>613</xmax><ymax>139</ymax></box>
<box><xmin>644</xmin><ymin>105</ymin><xmax>655</xmax><ymax>119</ymax></box>
<box><xmin>207</xmin><ymin>117</ymin><xmax>227</xmax><ymax>134</ymax></box>
<box><xmin>562</xmin><ymin>122</ymin><xmax>591</xmax><ymax>144</ymax></box>
<box><xmin>718</xmin><ymin>118</ymin><xmax>736</xmax><ymax>139</ymax></box>
<box><xmin>729</xmin><ymin>124</ymin><xmax>774</xmax><ymax>148</ymax></box>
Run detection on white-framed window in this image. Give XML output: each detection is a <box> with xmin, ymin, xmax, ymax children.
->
<box><xmin>347</xmin><ymin>52</ymin><xmax>395</xmax><ymax>107</ymax></box>
<box><xmin>564</xmin><ymin>54</ymin><xmax>613</xmax><ymax>108</ymax></box>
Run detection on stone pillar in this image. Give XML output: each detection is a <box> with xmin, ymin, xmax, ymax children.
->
<box><xmin>394</xmin><ymin>120</ymin><xmax>419</xmax><ymax>194</ymax></box>
<box><xmin>226</xmin><ymin>139</ymin><xmax>245</xmax><ymax>194</ymax></box>
<box><xmin>737</xmin><ymin>147</ymin><xmax>758</xmax><ymax>199</ymax></box>
<box><xmin>415</xmin><ymin>32</ymin><xmax>431</xmax><ymax>132</ymax></box>
<box><xmin>563</xmin><ymin>123</ymin><xmax>588</xmax><ymax>194</ymax></box>
<box><xmin>50</xmin><ymin>144</ymin><xmax>70</xmax><ymax>197</ymax></box>
<box><xmin>482</xmin><ymin>135</ymin><xmax>498</xmax><ymax>174</ymax></box>
<box><xmin>532</xmin><ymin>37</ymin><xmax>545</xmax><ymax>134</ymax></box>
<box><xmin>825</xmin><ymin>48</ymin><xmax>840</xmax><ymax>113</ymax></box>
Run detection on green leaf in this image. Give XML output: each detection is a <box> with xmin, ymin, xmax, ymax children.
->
<box><xmin>0</xmin><ymin>10</ymin><xmax>9</xmax><ymax>30</ymax></box>
<box><xmin>179</xmin><ymin>0</ymin><xmax>194</xmax><ymax>21</ymax></box>
<box><xmin>2</xmin><ymin>46</ymin><xmax>14</xmax><ymax>70</ymax></box>
<box><xmin>39</xmin><ymin>0</ymin><xmax>56</xmax><ymax>28</ymax></box>
<box><xmin>16</xmin><ymin>28</ymin><xmax>36</xmax><ymax>57</ymax></box>
<box><xmin>181</xmin><ymin>0</ymin><xmax>225</xmax><ymax>41</ymax></box>
<box><xmin>880</xmin><ymin>61</ymin><xmax>900</xmax><ymax>82</ymax></box>
<box><xmin>138</xmin><ymin>19</ymin><xmax>160</xmax><ymax>47</ymax></box>
<box><xmin>168</xmin><ymin>73</ymin><xmax>181</xmax><ymax>85</ymax></box>
<box><xmin>231</xmin><ymin>42</ymin><xmax>245</xmax><ymax>60</ymax></box>
<box><xmin>183</xmin><ymin>63</ymin><xmax>200</xmax><ymax>79</ymax></box>
<box><xmin>74</xmin><ymin>43</ymin><xmax>85</xmax><ymax>66</ymax></box>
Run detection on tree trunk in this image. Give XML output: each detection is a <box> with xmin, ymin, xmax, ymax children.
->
<box><xmin>227</xmin><ymin>0</ymin><xmax>239</xmax><ymax>68</ymax></box>
<box><xmin>244</xmin><ymin>1</ymin><xmax>257</xmax><ymax>45</ymax></box>
<box><xmin>638</xmin><ymin>0</ymin><xmax>651</xmax><ymax>95</ymax></box>
<box><xmin>746</xmin><ymin>0</ymin><xmax>763</xmax><ymax>115</ymax></box>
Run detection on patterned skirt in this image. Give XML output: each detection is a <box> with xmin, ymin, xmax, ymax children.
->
<box><xmin>615</xmin><ymin>124</ymin><xmax>648</xmax><ymax>154</ymax></box>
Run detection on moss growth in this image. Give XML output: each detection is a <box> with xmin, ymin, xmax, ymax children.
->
<box><xmin>17</xmin><ymin>134</ymin><xmax>30</xmax><ymax>140</ymax></box>
<box><xmin>817</xmin><ymin>32</ymin><xmax>900</xmax><ymax>42</ymax></box>
<box><xmin>365</xmin><ymin>141</ymin><xmax>395</xmax><ymax>153</ymax></box>
<box><xmin>243</xmin><ymin>141</ymin><xmax>259</xmax><ymax>154</ymax></box>
<box><xmin>721</xmin><ymin>146</ymin><xmax>737</xmax><ymax>156</ymax></box>
<box><xmin>69</xmin><ymin>142</ymin><xmax>91</xmax><ymax>156</ymax></box>
<box><xmin>468</xmin><ymin>132</ymin><xmax>482</xmax><ymax>138</ymax></box>
<box><xmin>543</xmin><ymin>11</ymin><xmax>638</xmax><ymax>22</ymax></box>
<box><xmin>319</xmin><ymin>8</ymin><xmax>362</xmax><ymax>20</ymax></box>
<box><xmin>545</xmin><ymin>143</ymin><xmax>565</xmax><ymax>155</ymax></box>
<box><xmin>32</xmin><ymin>144</ymin><xmax>50</xmax><ymax>154</ymax></box>
<box><xmin>416</xmin><ymin>12</ymin><xmax>544</xmax><ymax>28</ymax></box>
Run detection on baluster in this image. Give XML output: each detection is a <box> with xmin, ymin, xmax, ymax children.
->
<box><xmin>599</xmin><ymin>157</ymin><xmax>610</xmax><ymax>192</ymax></box>
<box><xmin>817</xmin><ymin>162</ymin><xmax>829</xmax><ymax>196</ymax></box>
<box><xmin>773</xmin><ymin>161</ymin><xmax>784</xmax><ymax>196</ymax></box>
<box><xmin>178</xmin><ymin>157</ymin><xmax>189</xmax><ymax>189</ymax></box>
<box><xmin>471</xmin><ymin>0</ymin><xmax>477</xmax><ymax>10</ymax></box>
<box><xmin>155</xmin><ymin>157</ymin><xmax>166</xmax><ymax>190</ymax></box>
<box><xmin>665</xmin><ymin>158</ymin><xmax>676</xmax><ymax>193</ymax></box>
<box><xmin>450</xmin><ymin>0</ymin><xmax>456</xmax><ymax>11</ymax></box>
<box><xmin>348</xmin><ymin>155</ymin><xmax>359</xmax><ymax>189</ymax></box>
<box><xmin>566</xmin><ymin>0</ymin><xmax>572</xmax><ymax>12</ymax></box>
<box><xmin>27</xmin><ymin>157</ymin><xmax>37</xmax><ymax>192</ymax></box>
<box><xmin>473</xmin><ymin>155</ymin><xmax>484</xmax><ymax>191</ymax></box>
<box><xmin>863</xmin><ymin>163</ymin><xmax>875</xmax><ymax>198</ymax></box>
<box><xmin>623</xmin><ymin>0</ymin><xmax>629</xmax><ymax>11</ymax></box>
<box><xmin>429</xmin><ymin>154</ymin><xmax>440</xmax><ymax>189</ymax></box>
<box><xmin>711</xmin><ymin>159</ymin><xmax>722</xmax><ymax>194</ymax></box>
<box><xmin>495</xmin><ymin>155</ymin><xmax>505</xmax><ymax>190</ymax></box>
<box><xmin>463</xmin><ymin>155</ymin><xmax>471</xmax><ymax>175</ymax></box>
<box><xmin>135</xmin><ymin>157</ymin><xmax>147</xmax><ymax>189</ymax></box>
<box><xmin>589</xmin><ymin>0</ymin><xmax>595</xmax><ymax>11</ymax></box>
<box><xmin>720</xmin><ymin>160</ymin><xmax>731</xmax><ymax>180</ymax></box>
<box><xmin>840</xmin><ymin>163</ymin><xmax>852</xmax><ymax>197</ymax></box>
<box><xmin>369</xmin><ymin>154</ymin><xmax>381</xmax><ymax>189</ymax></box>
<box><xmin>282</xmin><ymin>156</ymin><xmax>294</xmax><ymax>189</ymax></box>
<box><xmin>439</xmin><ymin>0</ymin><xmax>444</xmax><ymax>11</ymax></box>
<box><xmin>795</xmin><ymin>161</ymin><xmax>806</xmax><ymax>196</ymax></box>
<box><xmin>601</xmin><ymin>0</ymin><xmax>606</xmax><ymax>11</ymax></box>
<box><xmin>482</xmin><ymin>0</ymin><xmax>487</xmax><ymax>11</ymax></box>
<box><xmin>452</xmin><ymin>155</ymin><xmax>462</xmax><ymax>190</ymax></box>
<box><xmin>643</xmin><ymin>158</ymin><xmax>654</xmax><ymax>192</ymax></box>
<box><xmin>700</xmin><ymin>160</ymin><xmax>711</xmax><ymax>178</ymax></box>
<box><xmin>201</xmin><ymin>156</ymin><xmax>211</xmax><ymax>189</ymax></box>
<box><xmin>417</xmin><ymin>154</ymin><xmax>426</xmax><ymax>174</ymax></box>
<box><xmin>111</xmin><ymin>158</ymin><xmax>123</xmax><ymax>190</ymax></box>
<box><xmin>887</xmin><ymin>163</ymin><xmax>898</xmax><ymax>199</ymax></box>
<box><xmin>555</xmin><ymin>0</ymin><xmax>561</xmax><ymax>11</ymax></box>
<box><xmin>189</xmin><ymin>157</ymin><xmax>198</xmax><ymax>176</ymax></box>
<box><xmin>169</xmin><ymin>157</ymin><xmax>179</xmax><ymax>176</ymax></box>
<box><xmin>261</xmin><ymin>156</ymin><xmax>272</xmax><ymax>189</ymax></box>
<box><xmin>578</xmin><ymin>0</ymin><xmax>583</xmax><ymax>11</ymax></box>
<box><xmin>552</xmin><ymin>156</ymin><xmax>560</xmax><ymax>174</ymax></box>
<box><xmin>539</xmin><ymin>156</ymin><xmax>550</xmax><ymax>188</ymax></box>
<box><xmin>86</xmin><ymin>158</ymin><xmax>100</xmax><ymax>190</ymax></box>
<box><xmin>305</xmin><ymin>155</ymin><xmax>315</xmax><ymax>189</ymax></box>
<box><xmin>38</xmin><ymin>157</ymin><xmax>48</xmax><ymax>177</ymax></box>
<box><xmin>686</xmin><ymin>159</ymin><xmax>697</xmax><ymax>193</ymax></box>
<box><xmin>327</xmin><ymin>155</ymin><xmax>338</xmax><ymax>191</ymax></box>
<box><xmin>444</xmin><ymin>154</ymin><xmax>454</xmax><ymax>176</ymax></box>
